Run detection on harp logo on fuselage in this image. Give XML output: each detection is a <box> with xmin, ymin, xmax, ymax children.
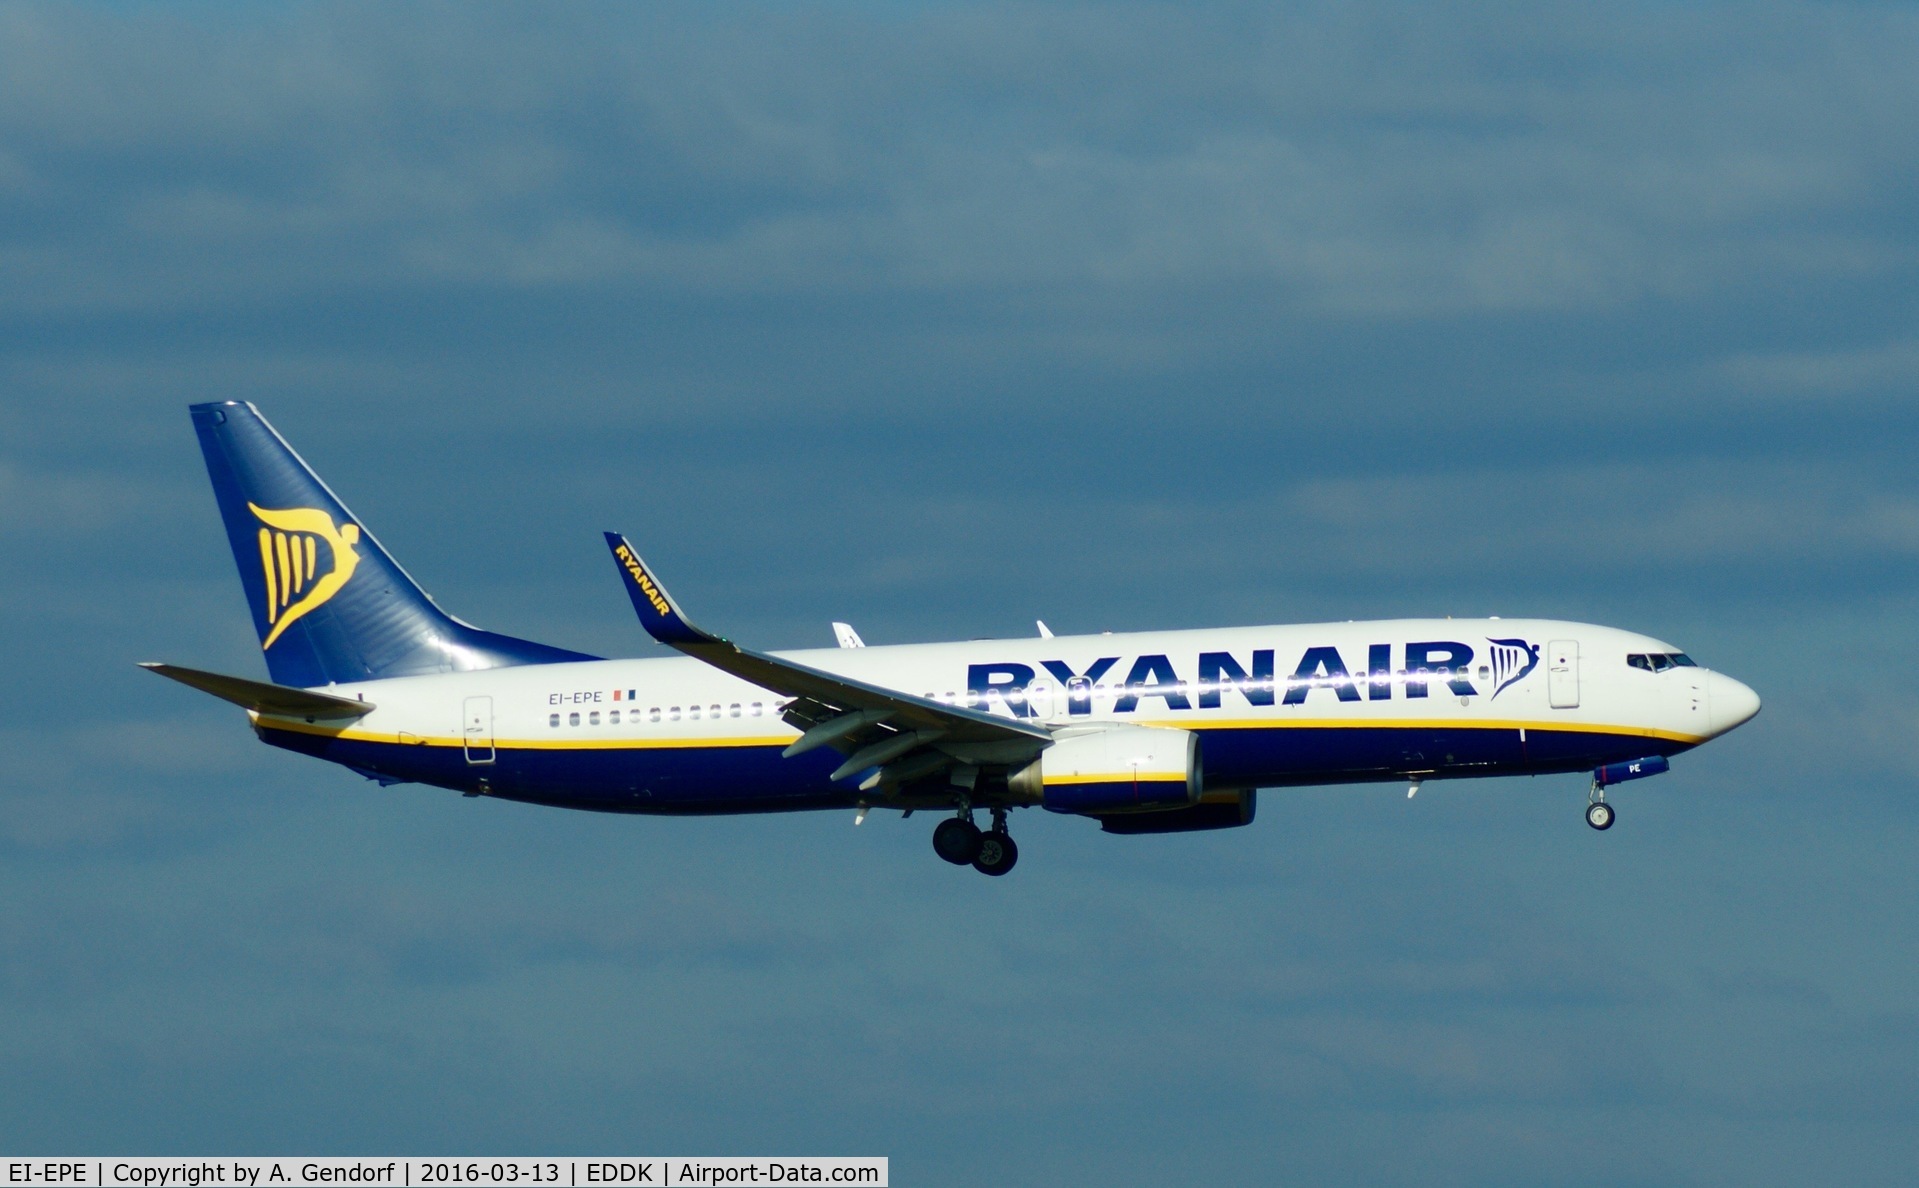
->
<box><xmin>249</xmin><ymin>502</ymin><xmax>362</xmax><ymax>649</ymax></box>
<box><xmin>1486</xmin><ymin>637</ymin><xmax>1541</xmax><ymax>700</ymax></box>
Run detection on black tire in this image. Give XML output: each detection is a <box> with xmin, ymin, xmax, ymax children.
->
<box><xmin>1586</xmin><ymin>801</ymin><xmax>1615</xmax><ymax>831</ymax></box>
<box><xmin>933</xmin><ymin>817</ymin><xmax>984</xmax><ymax>865</ymax></box>
<box><xmin>973</xmin><ymin>832</ymin><xmax>1019</xmax><ymax>877</ymax></box>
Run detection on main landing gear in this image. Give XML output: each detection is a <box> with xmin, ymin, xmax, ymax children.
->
<box><xmin>932</xmin><ymin>807</ymin><xmax>1019</xmax><ymax>876</ymax></box>
<box><xmin>1586</xmin><ymin>784</ymin><xmax>1615</xmax><ymax>831</ymax></box>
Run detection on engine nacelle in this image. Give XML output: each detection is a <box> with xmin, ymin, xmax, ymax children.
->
<box><xmin>1009</xmin><ymin>725</ymin><xmax>1201</xmax><ymax>814</ymax></box>
<box><xmin>1098</xmin><ymin>789</ymin><xmax>1256</xmax><ymax>834</ymax></box>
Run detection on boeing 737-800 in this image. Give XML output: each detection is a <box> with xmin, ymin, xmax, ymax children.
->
<box><xmin>145</xmin><ymin>403</ymin><xmax>1761</xmax><ymax>875</ymax></box>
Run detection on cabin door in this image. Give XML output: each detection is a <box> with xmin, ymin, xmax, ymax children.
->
<box><xmin>463</xmin><ymin>696</ymin><xmax>495</xmax><ymax>764</ymax></box>
<box><xmin>1547</xmin><ymin>640</ymin><xmax>1580</xmax><ymax>709</ymax></box>
<box><xmin>1025</xmin><ymin>679</ymin><xmax>1056</xmax><ymax>723</ymax></box>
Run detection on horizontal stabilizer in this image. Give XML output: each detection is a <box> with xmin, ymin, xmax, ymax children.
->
<box><xmin>139</xmin><ymin>662</ymin><xmax>375</xmax><ymax>720</ymax></box>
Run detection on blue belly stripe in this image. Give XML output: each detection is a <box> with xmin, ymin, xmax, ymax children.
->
<box><xmin>259</xmin><ymin>721</ymin><xmax>1696</xmax><ymax>814</ymax></box>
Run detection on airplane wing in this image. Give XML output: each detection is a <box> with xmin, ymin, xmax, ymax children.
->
<box><xmin>603</xmin><ymin>532</ymin><xmax>1048</xmax><ymax>791</ymax></box>
<box><xmin>139</xmin><ymin>661</ymin><xmax>375</xmax><ymax>720</ymax></box>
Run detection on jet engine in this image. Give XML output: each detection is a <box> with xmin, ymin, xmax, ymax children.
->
<box><xmin>1009</xmin><ymin>725</ymin><xmax>1201</xmax><ymax>814</ymax></box>
<box><xmin>1097</xmin><ymin>788</ymin><xmax>1257</xmax><ymax>834</ymax></box>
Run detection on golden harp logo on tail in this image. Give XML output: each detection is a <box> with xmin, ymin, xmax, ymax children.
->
<box><xmin>249</xmin><ymin>503</ymin><xmax>362</xmax><ymax>649</ymax></box>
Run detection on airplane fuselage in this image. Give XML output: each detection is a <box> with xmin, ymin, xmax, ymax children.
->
<box><xmin>254</xmin><ymin>617</ymin><xmax>1757</xmax><ymax>815</ymax></box>
<box><xmin>158</xmin><ymin>402</ymin><xmax>1765</xmax><ymax>869</ymax></box>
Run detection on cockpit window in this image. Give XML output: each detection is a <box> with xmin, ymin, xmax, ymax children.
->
<box><xmin>1628</xmin><ymin>652</ymin><xmax>1695</xmax><ymax>672</ymax></box>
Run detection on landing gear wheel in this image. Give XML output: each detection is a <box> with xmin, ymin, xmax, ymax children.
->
<box><xmin>933</xmin><ymin>817</ymin><xmax>984</xmax><ymax>865</ymax></box>
<box><xmin>973</xmin><ymin>831</ymin><xmax>1019</xmax><ymax>876</ymax></box>
<box><xmin>1586</xmin><ymin>801</ymin><xmax>1615</xmax><ymax>831</ymax></box>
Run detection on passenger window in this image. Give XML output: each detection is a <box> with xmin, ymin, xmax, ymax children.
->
<box><xmin>549</xmin><ymin>713</ymin><xmax>560</xmax><ymax>728</ymax></box>
<box><xmin>751</xmin><ymin>702</ymin><xmax>763</xmax><ymax>716</ymax></box>
<box><xmin>649</xmin><ymin>707</ymin><xmax>661</xmax><ymax>722</ymax></box>
<box><xmin>729</xmin><ymin>704</ymin><xmax>741</xmax><ymax>718</ymax></box>
<box><xmin>609</xmin><ymin>710</ymin><xmax>620</xmax><ymax>724</ymax></box>
<box><xmin>1477</xmin><ymin>665</ymin><xmax>1490</xmax><ymax>680</ymax></box>
<box><xmin>568</xmin><ymin>712</ymin><xmax>580</xmax><ymax>726</ymax></box>
<box><xmin>689</xmin><ymin>705</ymin><xmax>701</xmax><ymax>719</ymax></box>
<box><xmin>589</xmin><ymin>711</ymin><xmax>600</xmax><ymax>725</ymax></box>
<box><xmin>669</xmin><ymin>707</ymin><xmax>681</xmax><ymax>721</ymax></box>
<box><xmin>710</xmin><ymin>705</ymin><xmax>721</xmax><ymax>718</ymax></box>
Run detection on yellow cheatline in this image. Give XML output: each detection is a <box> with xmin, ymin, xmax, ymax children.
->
<box><xmin>253</xmin><ymin>715</ymin><xmax>795</xmax><ymax>751</ymax></box>
<box><xmin>1043</xmin><ymin>772</ymin><xmax>1188</xmax><ymax>785</ymax></box>
<box><xmin>1149</xmin><ymin>717</ymin><xmax>1704</xmax><ymax>745</ymax></box>
<box><xmin>258</xmin><ymin>528</ymin><xmax>277</xmax><ymax>622</ymax></box>
<box><xmin>249</xmin><ymin>504</ymin><xmax>363</xmax><ymax>649</ymax></box>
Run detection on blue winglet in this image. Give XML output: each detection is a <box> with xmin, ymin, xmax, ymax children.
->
<box><xmin>604</xmin><ymin>532</ymin><xmax>709</xmax><ymax>646</ymax></box>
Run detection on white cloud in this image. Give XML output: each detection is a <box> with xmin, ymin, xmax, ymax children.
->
<box><xmin>0</xmin><ymin>4</ymin><xmax>1915</xmax><ymax>316</ymax></box>
<box><xmin>1718</xmin><ymin>339</ymin><xmax>1919</xmax><ymax>399</ymax></box>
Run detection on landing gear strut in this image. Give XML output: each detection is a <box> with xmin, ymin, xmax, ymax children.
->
<box><xmin>1586</xmin><ymin>784</ymin><xmax>1615</xmax><ymax>831</ymax></box>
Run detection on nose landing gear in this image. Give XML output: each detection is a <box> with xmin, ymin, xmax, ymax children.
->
<box><xmin>1586</xmin><ymin>783</ymin><xmax>1615</xmax><ymax>831</ymax></box>
<box><xmin>931</xmin><ymin>806</ymin><xmax>1019</xmax><ymax>875</ymax></box>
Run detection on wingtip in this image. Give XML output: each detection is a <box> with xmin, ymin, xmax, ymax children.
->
<box><xmin>603</xmin><ymin>531</ymin><xmax>709</xmax><ymax>645</ymax></box>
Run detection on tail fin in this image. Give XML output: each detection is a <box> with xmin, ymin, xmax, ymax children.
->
<box><xmin>190</xmin><ymin>401</ymin><xmax>595</xmax><ymax>687</ymax></box>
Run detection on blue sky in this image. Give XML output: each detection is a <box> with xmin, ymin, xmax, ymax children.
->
<box><xmin>3</xmin><ymin>3</ymin><xmax>1917</xmax><ymax>1183</ymax></box>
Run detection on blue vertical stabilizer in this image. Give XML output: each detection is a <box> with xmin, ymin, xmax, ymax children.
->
<box><xmin>190</xmin><ymin>401</ymin><xmax>596</xmax><ymax>688</ymax></box>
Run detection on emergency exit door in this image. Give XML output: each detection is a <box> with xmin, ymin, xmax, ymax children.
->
<box><xmin>463</xmin><ymin>695</ymin><xmax>495</xmax><ymax>764</ymax></box>
<box><xmin>1547</xmin><ymin>640</ymin><xmax>1580</xmax><ymax>709</ymax></box>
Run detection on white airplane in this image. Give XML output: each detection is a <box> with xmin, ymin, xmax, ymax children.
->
<box><xmin>146</xmin><ymin>402</ymin><xmax>1761</xmax><ymax>876</ymax></box>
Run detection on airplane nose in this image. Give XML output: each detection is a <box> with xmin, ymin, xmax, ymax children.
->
<box><xmin>1707</xmin><ymin>671</ymin><xmax>1761</xmax><ymax>736</ymax></box>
